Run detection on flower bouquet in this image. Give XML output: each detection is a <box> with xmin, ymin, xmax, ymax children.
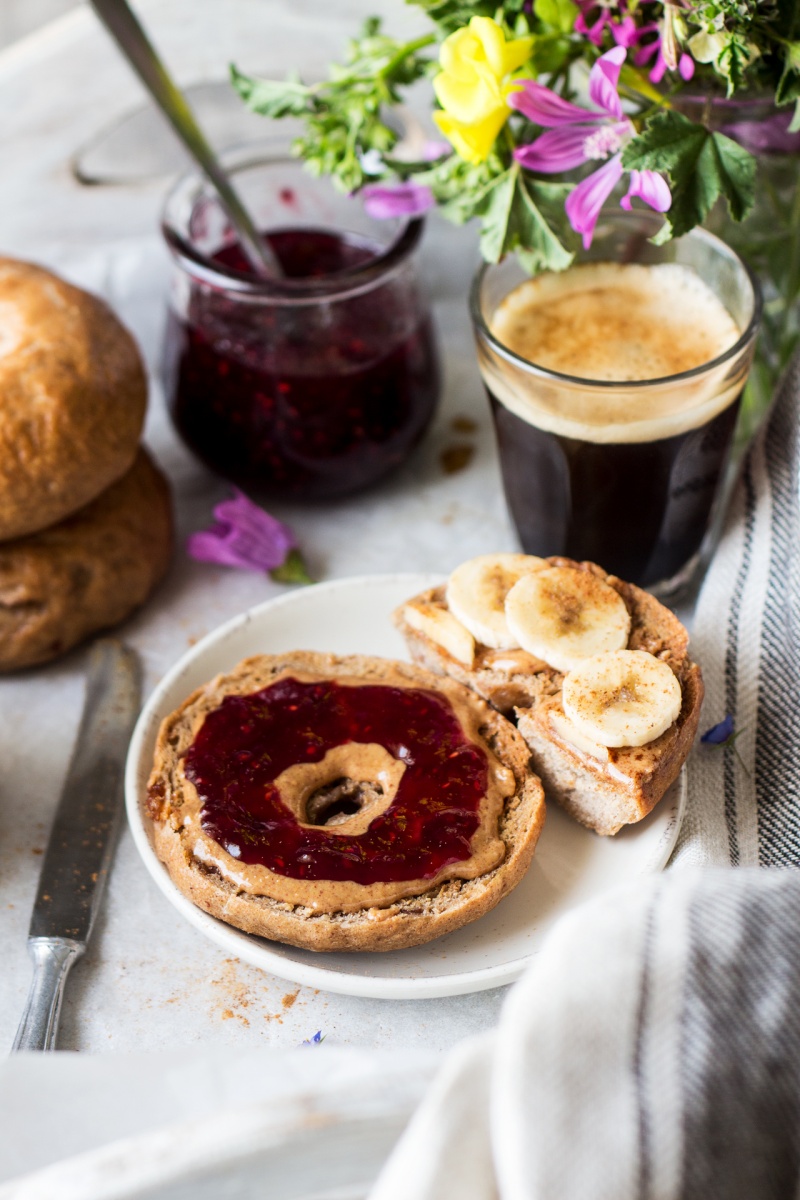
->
<box><xmin>233</xmin><ymin>1</ymin><xmax>800</xmax><ymax>435</ymax></box>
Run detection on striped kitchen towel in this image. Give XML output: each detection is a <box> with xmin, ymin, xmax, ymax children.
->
<box><xmin>675</xmin><ymin>352</ymin><xmax>800</xmax><ymax>866</ymax></box>
<box><xmin>369</xmin><ymin>866</ymin><xmax>800</xmax><ymax>1200</ymax></box>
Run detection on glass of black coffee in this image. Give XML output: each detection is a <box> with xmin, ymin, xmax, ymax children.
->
<box><xmin>471</xmin><ymin>211</ymin><xmax>762</xmax><ymax>591</ymax></box>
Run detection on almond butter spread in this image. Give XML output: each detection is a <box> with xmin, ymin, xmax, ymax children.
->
<box><xmin>168</xmin><ymin>668</ymin><xmax>516</xmax><ymax>913</ymax></box>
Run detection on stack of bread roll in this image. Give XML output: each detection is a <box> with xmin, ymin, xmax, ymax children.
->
<box><xmin>0</xmin><ymin>258</ymin><xmax>173</xmax><ymax>671</ymax></box>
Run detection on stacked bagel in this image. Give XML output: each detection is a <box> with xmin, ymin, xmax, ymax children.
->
<box><xmin>0</xmin><ymin>258</ymin><xmax>173</xmax><ymax>670</ymax></box>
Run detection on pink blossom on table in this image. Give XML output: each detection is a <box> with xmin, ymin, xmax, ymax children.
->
<box><xmin>510</xmin><ymin>46</ymin><xmax>671</xmax><ymax>248</ymax></box>
<box><xmin>187</xmin><ymin>489</ymin><xmax>296</xmax><ymax>573</ymax></box>
<box><xmin>362</xmin><ymin>181</ymin><xmax>435</xmax><ymax>220</ymax></box>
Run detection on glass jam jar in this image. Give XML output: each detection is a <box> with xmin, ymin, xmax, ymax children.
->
<box><xmin>161</xmin><ymin>146</ymin><xmax>441</xmax><ymax>501</ymax></box>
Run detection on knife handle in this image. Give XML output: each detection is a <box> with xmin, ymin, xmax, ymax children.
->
<box><xmin>12</xmin><ymin>938</ymin><xmax>84</xmax><ymax>1052</ymax></box>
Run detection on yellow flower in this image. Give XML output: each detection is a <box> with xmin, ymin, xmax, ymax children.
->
<box><xmin>433</xmin><ymin>17</ymin><xmax>534</xmax><ymax>165</ymax></box>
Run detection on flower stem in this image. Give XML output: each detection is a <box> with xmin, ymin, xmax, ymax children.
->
<box><xmin>380</xmin><ymin>33</ymin><xmax>436</xmax><ymax>79</ymax></box>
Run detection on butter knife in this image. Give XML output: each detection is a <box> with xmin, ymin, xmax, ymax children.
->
<box><xmin>11</xmin><ymin>639</ymin><xmax>141</xmax><ymax>1052</ymax></box>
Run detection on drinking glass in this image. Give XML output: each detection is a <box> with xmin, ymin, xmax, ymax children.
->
<box><xmin>470</xmin><ymin>211</ymin><xmax>762</xmax><ymax>592</ymax></box>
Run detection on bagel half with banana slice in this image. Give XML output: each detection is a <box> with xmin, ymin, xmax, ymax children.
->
<box><xmin>394</xmin><ymin>555</ymin><xmax>703</xmax><ymax>837</ymax></box>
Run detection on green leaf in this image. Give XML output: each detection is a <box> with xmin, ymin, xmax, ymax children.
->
<box><xmin>405</xmin><ymin>0</ymin><xmax>496</xmax><ymax>35</ymax></box>
<box><xmin>473</xmin><ymin>168</ymin><xmax>572</xmax><ymax>272</ymax></box>
<box><xmin>622</xmin><ymin>111</ymin><xmax>756</xmax><ymax>239</ymax></box>
<box><xmin>230</xmin><ymin>64</ymin><xmax>312</xmax><ymax>118</ymax></box>
<box><xmin>533</xmin><ymin>0</ymin><xmax>577</xmax><ymax>35</ymax></box>
<box><xmin>790</xmin><ymin>98</ymin><xmax>800</xmax><ymax>133</ymax></box>
<box><xmin>270</xmin><ymin>549</ymin><xmax>313</xmax><ymax>586</ymax></box>
<box><xmin>478</xmin><ymin>171</ymin><xmax>517</xmax><ymax>263</ymax></box>
<box><xmin>511</xmin><ymin>176</ymin><xmax>573</xmax><ymax>272</ymax></box>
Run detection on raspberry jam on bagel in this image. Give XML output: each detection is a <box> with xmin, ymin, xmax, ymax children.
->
<box><xmin>145</xmin><ymin>652</ymin><xmax>548</xmax><ymax>948</ymax></box>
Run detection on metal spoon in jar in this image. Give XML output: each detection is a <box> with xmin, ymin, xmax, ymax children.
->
<box><xmin>89</xmin><ymin>0</ymin><xmax>284</xmax><ymax>279</ymax></box>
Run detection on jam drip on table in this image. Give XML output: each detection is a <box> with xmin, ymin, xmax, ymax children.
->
<box><xmin>184</xmin><ymin>678</ymin><xmax>489</xmax><ymax>884</ymax></box>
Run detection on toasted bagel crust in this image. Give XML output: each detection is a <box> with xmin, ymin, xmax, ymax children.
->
<box><xmin>146</xmin><ymin>652</ymin><xmax>546</xmax><ymax>952</ymax></box>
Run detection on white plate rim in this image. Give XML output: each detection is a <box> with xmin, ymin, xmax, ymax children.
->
<box><xmin>125</xmin><ymin>573</ymin><xmax>687</xmax><ymax>1000</ymax></box>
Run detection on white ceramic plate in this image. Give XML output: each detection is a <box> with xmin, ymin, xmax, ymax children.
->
<box><xmin>126</xmin><ymin>573</ymin><xmax>686</xmax><ymax>1000</ymax></box>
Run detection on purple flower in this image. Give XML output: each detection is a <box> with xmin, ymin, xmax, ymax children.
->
<box><xmin>301</xmin><ymin>1030</ymin><xmax>325</xmax><ymax>1045</ymax></box>
<box><xmin>575</xmin><ymin>1</ymin><xmax>694</xmax><ymax>82</ymax></box>
<box><xmin>635</xmin><ymin>35</ymin><xmax>694</xmax><ymax>83</ymax></box>
<box><xmin>634</xmin><ymin>2</ymin><xmax>695</xmax><ymax>83</ymax></box>
<box><xmin>574</xmin><ymin>1</ymin><xmax>653</xmax><ymax>51</ymax></box>
<box><xmin>701</xmin><ymin>715</ymin><xmax>735</xmax><ymax>745</ymax></box>
<box><xmin>574</xmin><ymin>2</ymin><xmax>611</xmax><ymax>47</ymax></box>
<box><xmin>187</xmin><ymin>489</ymin><xmax>296</xmax><ymax>573</ymax></box>
<box><xmin>362</xmin><ymin>182</ymin><xmax>435</xmax><ymax>220</ymax></box>
<box><xmin>510</xmin><ymin>46</ymin><xmax>671</xmax><ymax>248</ymax></box>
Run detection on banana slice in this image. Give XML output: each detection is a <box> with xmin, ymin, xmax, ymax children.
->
<box><xmin>403</xmin><ymin>601</ymin><xmax>475</xmax><ymax>666</ymax></box>
<box><xmin>549</xmin><ymin>710</ymin><xmax>610</xmax><ymax>762</ymax></box>
<box><xmin>562</xmin><ymin>649</ymin><xmax>682</xmax><ymax>748</ymax></box>
<box><xmin>505</xmin><ymin>566</ymin><xmax>630</xmax><ymax>673</ymax></box>
<box><xmin>446</xmin><ymin>554</ymin><xmax>546</xmax><ymax>650</ymax></box>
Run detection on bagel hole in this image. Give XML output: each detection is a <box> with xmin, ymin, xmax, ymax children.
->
<box><xmin>305</xmin><ymin>777</ymin><xmax>385</xmax><ymax>827</ymax></box>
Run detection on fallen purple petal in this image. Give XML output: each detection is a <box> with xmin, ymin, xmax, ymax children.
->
<box><xmin>701</xmin><ymin>715</ymin><xmax>735</xmax><ymax>745</ymax></box>
<box><xmin>187</xmin><ymin>489</ymin><xmax>296</xmax><ymax>573</ymax></box>
<box><xmin>362</xmin><ymin>182</ymin><xmax>435</xmax><ymax>220</ymax></box>
<box><xmin>565</xmin><ymin>153</ymin><xmax>624</xmax><ymax>248</ymax></box>
<box><xmin>620</xmin><ymin>168</ymin><xmax>671</xmax><ymax>213</ymax></box>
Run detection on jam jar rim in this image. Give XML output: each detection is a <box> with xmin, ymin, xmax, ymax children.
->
<box><xmin>470</xmin><ymin>209</ymin><xmax>762</xmax><ymax>392</ymax></box>
<box><xmin>161</xmin><ymin>144</ymin><xmax>425</xmax><ymax>306</ymax></box>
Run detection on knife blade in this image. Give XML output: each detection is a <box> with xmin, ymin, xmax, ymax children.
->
<box><xmin>12</xmin><ymin>639</ymin><xmax>141</xmax><ymax>1052</ymax></box>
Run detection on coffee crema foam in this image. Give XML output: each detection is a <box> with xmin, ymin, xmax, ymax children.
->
<box><xmin>484</xmin><ymin>263</ymin><xmax>747</xmax><ymax>445</ymax></box>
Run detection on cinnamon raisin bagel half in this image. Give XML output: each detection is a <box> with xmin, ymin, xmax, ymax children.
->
<box><xmin>146</xmin><ymin>652</ymin><xmax>545</xmax><ymax>952</ymax></box>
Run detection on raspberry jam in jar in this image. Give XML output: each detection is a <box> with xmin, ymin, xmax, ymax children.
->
<box><xmin>161</xmin><ymin>150</ymin><xmax>441</xmax><ymax>500</ymax></box>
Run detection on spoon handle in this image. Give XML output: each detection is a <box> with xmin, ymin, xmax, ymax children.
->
<box><xmin>90</xmin><ymin>0</ymin><xmax>283</xmax><ymax>279</ymax></box>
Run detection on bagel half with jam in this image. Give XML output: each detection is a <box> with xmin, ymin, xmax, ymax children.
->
<box><xmin>395</xmin><ymin>555</ymin><xmax>703</xmax><ymax>837</ymax></box>
<box><xmin>146</xmin><ymin>651</ymin><xmax>545</xmax><ymax>952</ymax></box>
